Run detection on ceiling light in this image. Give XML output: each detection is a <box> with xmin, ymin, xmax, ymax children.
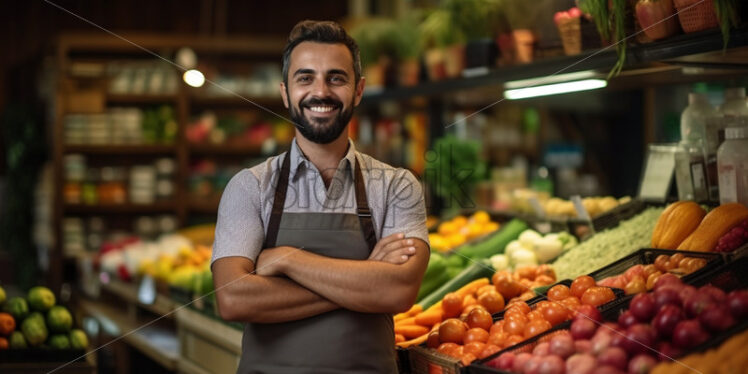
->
<box><xmin>183</xmin><ymin>69</ymin><xmax>205</xmax><ymax>88</ymax></box>
<box><xmin>504</xmin><ymin>79</ymin><xmax>607</xmax><ymax>100</ymax></box>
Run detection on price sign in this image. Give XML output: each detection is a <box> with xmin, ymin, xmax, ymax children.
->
<box><xmin>638</xmin><ymin>144</ymin><xmax>677</xmax><ymax>201</ymax></box>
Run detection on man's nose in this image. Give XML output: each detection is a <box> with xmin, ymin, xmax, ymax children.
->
<box><xmin>311</xmin><ymin>77</ymin><xmax>332</xmax><ymax>97</ymax></box>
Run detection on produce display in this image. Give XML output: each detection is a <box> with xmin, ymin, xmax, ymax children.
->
<box><xmin>396</xmin><ymin>265</ymin><xmax>558</xmax><ymax>350</ymax></box>
<box><xmin>596</xmin><ymin>254</ymin><xmax>708</xmax><ymax>295</ymax></box>
<box><xmin>429</xmin><ymin>274</ymin><xmax>617</xmax><ymax>366</ymax></box>
<box><xmin>428</xmin><ymin>211</ymin><xmax>500</xmax><ymax>252</ymax></box>
<box><xmin>492</xmin><ymin>230</ymin><xmax>577</xmax><ymax>272</ymax></box>
<box><xmin>511</xmin><ymin>190</ymin><xmax>631</xmax><ymax>219</ymax></box>
<box><xmin>551</xmin><ymin>207</ymin><xmax>664</xmax><ymax>280</ymax></box>
<box><xmin>0</xmin><ymin>286</ymin><xmax>88</xmax><ymax>351</ymax></box>
<box><xmin>418</xmin><ymin>219</ymin><xmax>528</xmax><ymax>303</ymax></box>
<box><xmin>484</xmin><ymin>275</ymin><xmax>748</xmax><ymax>374</ymax></box>
<box><xmin>98</xmin><ymin>233</ymin><xmax>212</xmax><ymax>293</ymax></box>
<box><xmin>651</xmin><ymin>201</ymin><xmax>748</xmax><ymax>252</ymax></box>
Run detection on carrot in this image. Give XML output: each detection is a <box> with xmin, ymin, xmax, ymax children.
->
<box><xmin>394</xmin><ymin>324</ymin><xmax>430</xmax><ymax>339</ymax></box>
<box><xmin>424</xmin><ymin>300</ymin><xmax>443</xmax><ymax>313</ymax></box>
<box><xmin>394</xmin><ymin>304</ymin><xmax>423</xmax><ymax>321</ymax></box>
<box><xmin>415</xmin><ymin>309</ymin><xmax>443</xmax><ymax>327</ymax></box>
<box><xmin>395</xmin><ymin>317</ymin><xmax>417</xmax><ymax>326</ymax></box>
<box><xmin>396</xmin><ymin>332</ymin><xmax>430</xmax><ymax>348</ymax></box>
<box><xmin>395</xmin><ymin>334</ymin><xmax>406</xmax><ymax>343</ymax></box>
<box><xmin>456</xmin><ymin>278</ymin><xmax>490</xmax><ymax>298</ymax></box>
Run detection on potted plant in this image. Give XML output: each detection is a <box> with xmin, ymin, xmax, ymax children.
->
<box><xmin>503</xmin><ymin>0</ymin><xmax>540</xmax><ymax>63</ymax></box>
<box><xmin>392</xmin><ymin>13</ymin><xmax>423</xmax><ymax>87</ymax></box>
<box><xmin>445</xmin><ymin>0</ymin><xmax>504</xmax><ymax>70</ymax></box>
<box><xmin>351</xmin><ymin>19</ymin><xmax>397</xmax><ymax>89</ymax></box>
<box><xmin>420</xmin><ymin>8</ymin><xmax>466</xmax><ymax>80</ymax></box>
<box><xmin>577</xmin><ymin>0</ymin><xmax>630</xmax><ymax>77</ymax></box>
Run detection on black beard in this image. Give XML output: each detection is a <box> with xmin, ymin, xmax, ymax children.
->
<box><xmin>289</xmin><ymin>96</ymin><xmax>355</xmax><ymax>144</ymax></box>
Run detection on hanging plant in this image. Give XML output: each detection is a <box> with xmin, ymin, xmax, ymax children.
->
<box><xmin>714</xmin><ymin>0</ymin><xmax>740</xmax><ymax>49</ymax></box>
<box><xmin>578</xmin><ymin>0</ymin><xmax>628</xmax><ymax>78</ymax></box>
<box><xmin>610</xmin><ymin>0</ymin><xmax>628</xmax><ymax>78</ymax></box>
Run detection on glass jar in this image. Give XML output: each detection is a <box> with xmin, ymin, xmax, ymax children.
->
<box><xmin>674</xmin><ymin>141</ymin><xmax>708</xmax><ymax>201</ymax></box>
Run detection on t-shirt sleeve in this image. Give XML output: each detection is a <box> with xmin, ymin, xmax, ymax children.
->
<box><xmin>211</xmin><ymin>169</ymin><xmax>265</xmax><ymax>265</ymax></box>
<box><xmin>380</xmin><ymin>169</ymin><xmax>429</xmax><ymax>247</ymax></box>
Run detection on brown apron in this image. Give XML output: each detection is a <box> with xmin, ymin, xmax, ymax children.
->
<box><xmin>236</xmin><ymin>153</ymin><xmax>396</xmax><ymax>374</ymax></box>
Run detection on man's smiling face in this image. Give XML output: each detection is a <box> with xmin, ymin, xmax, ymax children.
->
<box><xmin>281</xmin><ymin>41</ymin><xmax>364</xmax><ymax>144</ymax></box>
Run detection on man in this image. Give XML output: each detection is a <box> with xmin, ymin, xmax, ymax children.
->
<box><xmin>211</xmin><ymin>20</ymin><xmax>429</xmax><ymax>373</ymax></box>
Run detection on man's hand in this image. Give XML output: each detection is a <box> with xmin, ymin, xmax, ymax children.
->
<box><xmin>368</xmin><ymin>233</ymin><xmax>416</xmax><ymax>265</ymax></box>
<box><xmin>255</xmin><ymin>246</ymin><xmax>293</xmax><ymax>276</ymax></box>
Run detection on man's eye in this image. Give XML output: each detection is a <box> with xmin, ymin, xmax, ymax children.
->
<box><xmin>297</xmin><ymin>76</ymin><xmax>312</xmax><ymax>83</ymax></box>
<box><xmin>329</xmin><ymin>76</ymin><xmax>346</xmax><ymax>84</ymax></box>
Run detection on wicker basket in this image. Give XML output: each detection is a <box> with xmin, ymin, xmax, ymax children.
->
<box><xmin>557</xmin><ymin>17</ymin><xmax>582</xmax><ymax>55</ymax></box>
<box><xmin>674</xmin><ymin>0</ymin><xmax>719</xmax><ymax>33</ymax></box>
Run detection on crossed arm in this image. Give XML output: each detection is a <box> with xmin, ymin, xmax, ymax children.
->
<box><xmin>212</xmin><ymin>234</ymin><xmax>429</xmax><ymax>323</ymax></box>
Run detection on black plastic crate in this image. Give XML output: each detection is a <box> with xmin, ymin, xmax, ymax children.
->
<box><xmin>396</xmin><ymin>347</ymin><xmax>410</xmax><ymax>374</ymax></box>
<box><xmin>587</xmin><ymin>248</ymin><xmax>725</xmax><ymax>285</ymax></box>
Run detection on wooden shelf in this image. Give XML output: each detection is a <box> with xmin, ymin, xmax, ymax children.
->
<box><xmin>188</xmin><ymin>143</ymin><xmax>264</xmax><ymax>156</ymax></box>
<box><xmin>77</xmin><ymin>299</ymin><xmax>179</xmax><ymax>371</ymax></box>
<box><xmin>360</xmin><ymin>27</ymin><xmax>748</xmax><ymax>104</ymax></box>
<box><xmin>188</xmin><ymin>94</ymin><xmax>282</xmax><ymax>108</ymax></box>
<box><xmin>64</xmin><ymin>202</ymin><xmax>177</xmax><ymax>214</ymax></box>
<box><xmin>64</xmin><ymin>144</ymin><xmax>176</xmax><ymax>155</ymax></box>
<box><xmin>100</xmin><ymin>279</ymin><xmax>178</xmax><ymax>317</ymax></box>
<box><xmin>106</xmin><ymin>93</ymin><xmax>178</xmax><ymax>104</ymax></box>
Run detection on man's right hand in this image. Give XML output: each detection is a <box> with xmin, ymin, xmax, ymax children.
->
<box><xmin>368</xmin><ymin>233</ymin><xmax>416</xmax><ymax>264</ymax></box>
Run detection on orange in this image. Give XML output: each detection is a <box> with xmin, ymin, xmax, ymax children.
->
<box><xmin>478</xmin><ymin>291</ymin><xmax>505</xmax><ymax>314</ymax></box>
<box><xmin>465</xmin><ymin>307</ymin><xmax>493</xmax><ymax>331</ymax></box>
<box><xmin>439</xmin><ymin>318</ymin><xmax>467</xmax><ymax>345</ymax></box>
<box><xmin>442</xmin><ymin>292</ymin><xmax>464</xmax><ymax>318</ymax></box>
<box><xmin>464</xmin><ymin>328</ymin><xmax>489</xmax><ymax>344</ymax></box>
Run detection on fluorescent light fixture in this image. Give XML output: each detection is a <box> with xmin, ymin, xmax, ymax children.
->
<box><xmin>183</xmin><ymin>69</ymin><xmax>205</xmax><ymax>87</ymax></box>
<box><xmin>504</xmin><ymin>79</ymin><xmax>607</xmax><ymax>100</ymax></box>
<box><xmin>504</xmin><ymin>71</ymin><xmax>600</xmax><ymax>89</ymax></box>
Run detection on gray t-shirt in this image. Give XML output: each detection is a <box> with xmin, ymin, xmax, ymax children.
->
<box><xmin>212</xmin><ymin>138</ymin><xmax>429</xmax><ymax>264</ymax></box>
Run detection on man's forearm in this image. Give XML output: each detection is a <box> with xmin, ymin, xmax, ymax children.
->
<box><xmin>274</xmin><ymin>244</ymin><xmax>429</xmax><ymax>314</ymax></box>
<box><xmin>212</xmin><ymin>257</ymin><xmax>338</xmax><ymax>323</ymax></box>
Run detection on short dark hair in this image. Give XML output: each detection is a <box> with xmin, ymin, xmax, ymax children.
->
<box><xmin>282</xmin><ymin>20</ymin><xmax>361</xmax><ymax>86</ymax></box>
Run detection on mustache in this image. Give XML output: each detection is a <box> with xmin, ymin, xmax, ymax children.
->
<box><xmin>301</xmin><ymin>97</ymin><xmax>342</xmax><ymax>109</ymax></box>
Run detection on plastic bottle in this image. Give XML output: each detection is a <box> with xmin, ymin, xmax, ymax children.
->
<box><xmin>675</xmin><ymin>93</ymin><xmax>716</xmax><ymax>201</ymax></box>
<box><xmin>717</xmin><ymin>126</ymin><xmax>748</xmax><ymax>205</ymax></box>
<box><xmin>720</xmin><ymin>87</ymin><xmax>748</xmax><ymax>120</ymax></box>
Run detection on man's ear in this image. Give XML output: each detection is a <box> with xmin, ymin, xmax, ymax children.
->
<box><xmin>280</xmin><ymin>82</ymin><xmax>289</xmax><ymax>108</ymax></box>
<box><xmin>353</xmin><ymin>77</ymin><xmax>366</xmax><ymax>106</ymax></box>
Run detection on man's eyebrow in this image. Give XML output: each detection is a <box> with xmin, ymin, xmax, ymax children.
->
<box><xmin>293</xmin><ymin>68</ymin><xmax>315</xmax><ymax>77</ymax></box>
<box><xmin>327</xmin><ymin>69</ymin><xmax>349</xmax><ymax>77</ymax></box>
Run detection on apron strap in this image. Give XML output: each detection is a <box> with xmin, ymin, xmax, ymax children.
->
<box><xmin>354</xmin><ymin>156</ymin><xmax>377</xmax><ymax>252</ymax></box>
<box><xmin>263</xmin><ymin>152</ymin><xmax>291</xmax><ymax>248</ymax></box>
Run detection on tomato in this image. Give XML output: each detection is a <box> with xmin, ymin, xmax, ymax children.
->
<box><xmin>535</xmin><ymin>301</ymin><xmax>552</xmax><ymax>312</ymax></box>
<box><xmin>503</xmin><ymin>334</ymin><xmax>526</xmax><ymax>348</ymax></box>
<box><xmin>505</xmin><ymin>310</ymin><xmax>528</xmax><ymax>324</ymax></box>
<box><xmin>535</xmin><ymin>274</ymin><xmax>556</xmax><ymax>286</ymax></box>
<box><xmin>460</xmin><ymin>304</ymin><xmax>485</xmax><ymax>321</ymax></box>
<box><xmin>559</xmin><ymin>296</ymin><xmax>581</xmax><ymax>317</ymax></box>
<box><xmin>452</xmin><ymin>346</ymin><xmax>464</xmax><ymax>358</ymax></box>
<box><xmin>646</xmin><ymin>271</ymin><xmax>662</xmax><ymax>290</ymax></box>
<box><xmin>541</xmin><ymin>302</ymin><xmax>569</xmax><ymax>326</ymax></box>
<box><xmin>466</xmin><ymin>307</ymin><xmax>493</xmax><ymax>331</ymax></box>
<box><xmin>477</xmin><ymin>284</ymin><xmax>496</xmax><ymax>297</ymax></box>
<box><xmin>463</xmin><ymin>341</ymin><xmax>487</xmax><ymax>357</ymax></box>
<box><xmin>654</xmin><ymin>255</ymin><xmax>669</xmax><ymax>272</ymax></box>
<box><xmin>535</xmin><ymin>264</ymin><xmax>556</xmax><ymax>281</ymax></box>
<box><xmin>494</xmin><ymin>272</ymin><xmax>524</xmax><ymax>299</ymax></box>
<box><xmin>437</xmin><ymin>342</ymin><xmax>459</xmax><ymax>356</ymax></box>
<box><xmin>580</xmin><ymin>286</ymin><xmax>616</xmax><ymax>307</ymax></box>
<box><xmin>507</xmin><ymin>301</ymin><xmax>531</xmax><ymax>315</ymax></box>
<box><xmin>460</xmin><ymin>353</ymin><xmax>477</xmax><ymax>366</ymax></box>
<box><xmin>487</xmin><ymin>331</ymin><xmax>506</xmax><ymax>347</ymax></box>
<box><xmin>462</xmin><ymin>294</ymin><xmax>478</xmax><ymax>309</ymax></box>
<box><xmin>464</xmin><ymin>327</ymin><xmax>489</xmax><ymax>344</ymax></box>
<box><xmin>503</xmin><ymin>318</ymin><xmax>526</xmax><ymax>336</ymax></box>
<box><xmin>524</xmin><ymin>319</ymin><xmax>552</xmax><ymax>338</ymax></box>
<box><xmin>642</xmin><ymin>264</ymin><xmax>658</xmax><ymax>279</ymax></box>
<box><xmin>624</xmin><ymin>276</ymin><xmax>647</xmax><ymax>295</ymax></box>
<box><xmin>670</xmin><ymin>253</ymin><xmax>685</xmax><ymax>267</ymax></box>
<box><xmin>479</xmin><ymin>344</ymin><xmax>502</xmax><ymax>359</ymax></box>
<box><xmin>517</xmin><ymin>266</ymin><xmax>537</xmax><ymax>281</ymax></box>
<box><xmin>478</xmin><ymin>291</ymin><xmax>505</xmax><ymax>314</ymax></box>
<box><xmin>571</xmin><ymin>276</ymin><xmax>596</xmax><ymax>298</ymax></box>
<box><xmin>426</xmin><ymin>330</ymin><xmax>440</xmax><ymax>348</ymax></box>
<box><xmin>442</xmin><ymin>292</ymin><xmax>464</xmax><ymax>318</ymax></box>
<box><xmin>526</xmin><ymin>310</ymin><xmax>544</xmax><ymax>321</ymax></box>
<box><xmin>439</xmin><ymin>318</ymin><xmax>467</xmax><ymax>344</ymax></box>
<box><xmin>489</xmin><ymin>320</ymin><xmax>504</xmax><ymax>335</ymax></box>
<box><xmin>547</xmin><ymin>284</ymin><xmax>571</xmax><ymax>301</ymax></box>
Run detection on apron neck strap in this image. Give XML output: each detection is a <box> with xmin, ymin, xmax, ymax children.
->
<box><xmin>263</xmin><ymin>152</ymin><xmax>378</xmax><ymax>252</ymax></box>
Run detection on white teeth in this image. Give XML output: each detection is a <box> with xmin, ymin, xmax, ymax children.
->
<box><xmin>309</xmin><ymin>106</ymin><xmax>334</xmax><ymax>113</ymax></box>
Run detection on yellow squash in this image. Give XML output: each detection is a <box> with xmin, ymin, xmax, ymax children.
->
<box><xmin>678</xmin><ymin>203</ymin><xmax>748</xmax><ymax>251</ymax></box>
